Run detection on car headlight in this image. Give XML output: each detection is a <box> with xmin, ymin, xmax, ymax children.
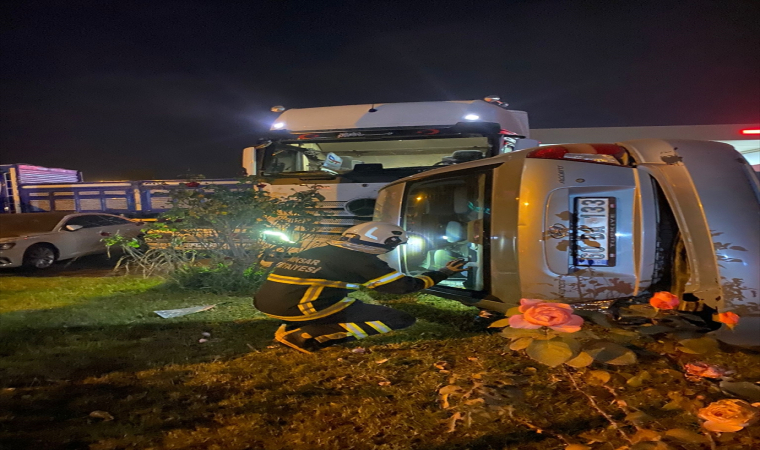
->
<box><xmin>262</xmin><ymin>230</ymin><xmax>294</xmax><ymax>243</ymax></box>
<box><xmin>0</xmin><ymin>243</ymin><xmax>16</xmax><ymax>250</ymax></box>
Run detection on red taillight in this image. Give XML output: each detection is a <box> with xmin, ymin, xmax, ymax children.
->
<box><xmin>528</xmin><ymin>146</ymin><xmax>568</xmax><ymax>159</ymax></box>
<box><xmin>741</xmin><ymin>128</ymin><xmax>760</xmax><ymax>135</ymax></box>
<box><xmin>526</xmin><ymin>144</ymin><xmax>630</xmax><ymax>166</ymax></box>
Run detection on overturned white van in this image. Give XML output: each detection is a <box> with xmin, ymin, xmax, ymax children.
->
<box><xmin>374</xmin><ymin>139</ymin><xmax>760</xmax><ymax>346</ymax></box>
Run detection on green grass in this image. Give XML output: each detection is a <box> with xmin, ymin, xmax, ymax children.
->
<box><xmin>2</xmin><ymin>276</ymin><xmax>759</xmax><ymax>450</ymax></box>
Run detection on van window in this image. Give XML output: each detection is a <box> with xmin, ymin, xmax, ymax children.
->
<box><xmin>402</xmin><ymin>171</ymin><xmax>490</xmax><ymax>291</ymax></box>
<box><xmin>373</xmin><ymin>183</ymin><xmax>405</xmax><ymax>222</ymax></box>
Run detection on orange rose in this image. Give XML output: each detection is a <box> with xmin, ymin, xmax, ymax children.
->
<box><xmin>649</xmin><ymin>291</ymin><xmax>679</xmax><ymax>310</ymax></box>
<box><xmin>684</xmin><ymin>362</ymin><xmax>726</xmax><ymax>380</ymax></box>
<box><xmin>698</xmin><ymin>399</ymin><xmax>758</xmax><ymax>432</ymax></box>
<box><xmin>715</xmin><ymin>312</ymin><xmax>740</xmax><ymax>330</ymax></box>
<box><xmin>509</xmin><ymin>299</ymin><xmax>583</xmax><ymax>333</ymax></box>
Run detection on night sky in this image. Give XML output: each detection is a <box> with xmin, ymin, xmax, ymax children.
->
<box><xmin>2</xmin><ymin>0</ymin><xmax>759</xmax><ymax>180</ymax></box>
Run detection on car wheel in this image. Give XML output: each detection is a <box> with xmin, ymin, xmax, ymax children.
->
<box><xmin>136</xmin><ymin>234</ymin><xmax>149</xmax><ymax>252</ymax></box>
<box><xmin>23</xmin><ymin>244</ymin><xmax>57</xmax><ymax>269</ymax></box>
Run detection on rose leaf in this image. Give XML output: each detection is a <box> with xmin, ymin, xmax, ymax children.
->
<box><xmin>625</xmin><ymin>411</ymin><xmax>655</xmax><ymax>426</ymax></box>
<box><xmin>637</xmin><ymin>325</ymin><xmax>675</xmax><ymax>335</ymax></box>
<box><xmin>677</xmin><ymin>337</ymin><xmax>719</xmax><ymax>355</ymax></box>
<box><xmin>719</xmin><ymin>381</ymin><xmax>760</xmax><ymax>402</ymax></box>
<box><xmin>565</xmin><ymin>351</ymin><xmax>594</xmax><ymax>368</ymax></box>
<box><xmin>586</xmin><ymin>342</ymin><xmax>638</xmax><ymax>365</ymax></box>
<box><xmin>626</xmin><ymin>370</ymin><xmax>652</xmax><ymax>388</ymax></box>
<box><xmin>505</xmin><ymin>306</ymin><xmax>522</xmax><ymax>317</ymax></box>
<box><xmin>664</xmin><ymin>428</ymin><xmax>708</xmax><ymax>444</ymax></box>
<box><xmin>509</xmin><ymin>337</ymin><xmax>533</xmax><ymax>351</ymax></box>
<box><xmin>558</xmin><ymin>335</ymin><xmax>581</xmax><ymax>354</ymax></box>
<box><xmin>621</xmin><ymin>304</ymin><xmax>659</xmax><ymax>318</ymax></box>
<box><xmin>488</xmin><ymin>318</ymin><xmax>512</xmax><ymax>328</ymax></box>
<box><xmin>525</xmin><ymin>339</ymin><xmax>574</xmax><ymax>367</ymax></box>
<box><xmin>579</xmin><ymin>310</ymin><xmax>614</xmax><ymax>328</ymax></box>
<box><xmin>500</xmin><ymin>328</ymin><xmax>545</xmax><ymax>339</ymax></box>
<box><xmin>587</xmin><ymin>370</ymin><xmax>611</xmax><ymax>385</ymax></box>
<box><xmin>631</xmin><ymin>428</ymin><xmax>661</xmax><ymax>443</ymax></box>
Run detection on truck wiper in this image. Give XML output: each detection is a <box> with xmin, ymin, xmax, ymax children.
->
<box><xmin>263</xmin><ymin>171</ymin><xmax>337</xmax><ymax>180</ymax></box>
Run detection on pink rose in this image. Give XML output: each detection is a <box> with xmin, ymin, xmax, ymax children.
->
<box><xmin>698</xmin><ymin>399</ymin><xmax>758</xmax><ymax>432</ymax></box>
<box><xmin>509</xmin><ymin>299</ymin><xmax>583</xmax><ymax>333</ymax></box>
<box><xmin>649</xmin><ymin>291</ymin><xmax>679</xmax><ymax>310</ymax></box>
<box><xmin>715</xmin><ymin>312</ymin><xmax>740</xmax><ymax>330</ymax></box>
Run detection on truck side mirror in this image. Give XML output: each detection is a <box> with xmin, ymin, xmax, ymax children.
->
<box><xmin>513</xmin><ymin>139</ymin><xmax>540</xmax><ymax>151</ymax></box>
<box><xmin>242</xmin><ymin>147</ymin><xmax>257</xmax><ymax>176</ymax></box>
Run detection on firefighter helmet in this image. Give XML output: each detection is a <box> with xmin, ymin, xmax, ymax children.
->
<box><xmin>337</xmin><ymin>222</ymin><xmax>408</xmax><ymax>253</ymax></box>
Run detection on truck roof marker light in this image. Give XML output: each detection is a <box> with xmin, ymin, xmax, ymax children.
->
<box><xmin>483</xmin><ymin>95</ymin><xmax>509</xmax><ymax>108</ymax></box>
<box><xmin>271</xmin><ymin>105</ymin><xmax>286</xmax><ymax>112</ymax></box>
<box><xmin>741</xmin><ymin>128</ymin><xmax>760</xmax><ymax>135</ymax></box>
<box><xmin>464</xmin><ymin>114</ymin><xmax>480</xmax><ymax>121</ymax></box>
<box><xmin>272</xmin><ymin>122</ymin><xmax>285</xmax><ymax>129</ymax></box>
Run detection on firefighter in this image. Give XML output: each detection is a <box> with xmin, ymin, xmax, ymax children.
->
<box><xmin>253</xmin><ymin>222</ymin><xmax>468</xmax><ymax>353</ymax></box>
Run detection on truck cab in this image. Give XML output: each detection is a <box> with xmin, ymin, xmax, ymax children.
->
<box><xmin>245</xmin><ymin>99</ymin><xmax>534</xmax><ymax>176</ymax></box>
<box><xmin>243</xmin><ymin>99</ymin><xmax>536</xmax><ymax>242</ymax></box>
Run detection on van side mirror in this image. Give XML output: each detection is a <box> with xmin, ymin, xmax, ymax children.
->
<box><xmin>65</xmin><ymin>224</ymin><xmax>84</xmax><ymax>231</ymax></box>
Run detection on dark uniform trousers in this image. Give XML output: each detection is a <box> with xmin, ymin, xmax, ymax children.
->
<box><xmin>253</xmin><ymin>244</ymin><xmax>448</xmax><ymax>347</ymax></box>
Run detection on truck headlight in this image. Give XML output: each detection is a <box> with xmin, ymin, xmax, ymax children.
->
<box><xmin>0</xmin><ymin>243</ymin><xmax>16</xmax><ymax>250</ymax></box>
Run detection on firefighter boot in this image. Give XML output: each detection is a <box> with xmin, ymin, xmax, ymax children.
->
<box><xmin>274</xmin><ymin>326</ymin><xmax>319</xmax><ymax>354</ymax></box>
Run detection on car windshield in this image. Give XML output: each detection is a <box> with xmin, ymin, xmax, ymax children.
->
<box><xmin>261</xmin><ymin>136</ymin><xmax>491</xmax><ymax>174</ymax></box>
<box><xmin>0</xmin><ymin>213</ymin><xmax>67</xmax><ymax>238</ymax></box>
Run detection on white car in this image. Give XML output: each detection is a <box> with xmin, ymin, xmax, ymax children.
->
<box><xmin>0</xmin><ymin>212</ymin><xmax>144</xmax><ymax>269</ymax></box>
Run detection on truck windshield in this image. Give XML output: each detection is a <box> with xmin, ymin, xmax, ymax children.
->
<box><xmin>261</xmin><ymin>136</ymin><xmax>491</xmax><ymax>174</ymax></box>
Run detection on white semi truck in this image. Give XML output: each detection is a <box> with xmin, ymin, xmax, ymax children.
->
<box><xmin>243</xmin><ymin>97</ymin><xmax>536</xmax><ymax>243</ymax></box>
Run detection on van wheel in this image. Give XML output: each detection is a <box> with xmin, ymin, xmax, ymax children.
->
<box><xmin>23</xmin><ymin>244</ymin><xmax>57</xmax><ymax>269</ymax></box>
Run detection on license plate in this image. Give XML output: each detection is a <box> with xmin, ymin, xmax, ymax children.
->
<box><xmin>573</xmin><ymin>197</ymin><xmax>617</xmax><ymax>267</ymax></box>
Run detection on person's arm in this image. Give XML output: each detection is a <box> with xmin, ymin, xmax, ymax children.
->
<box><xmin>359</xmin><ymin>258</ymin><xmax>468</xmax><ymax>295</ymax></box>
